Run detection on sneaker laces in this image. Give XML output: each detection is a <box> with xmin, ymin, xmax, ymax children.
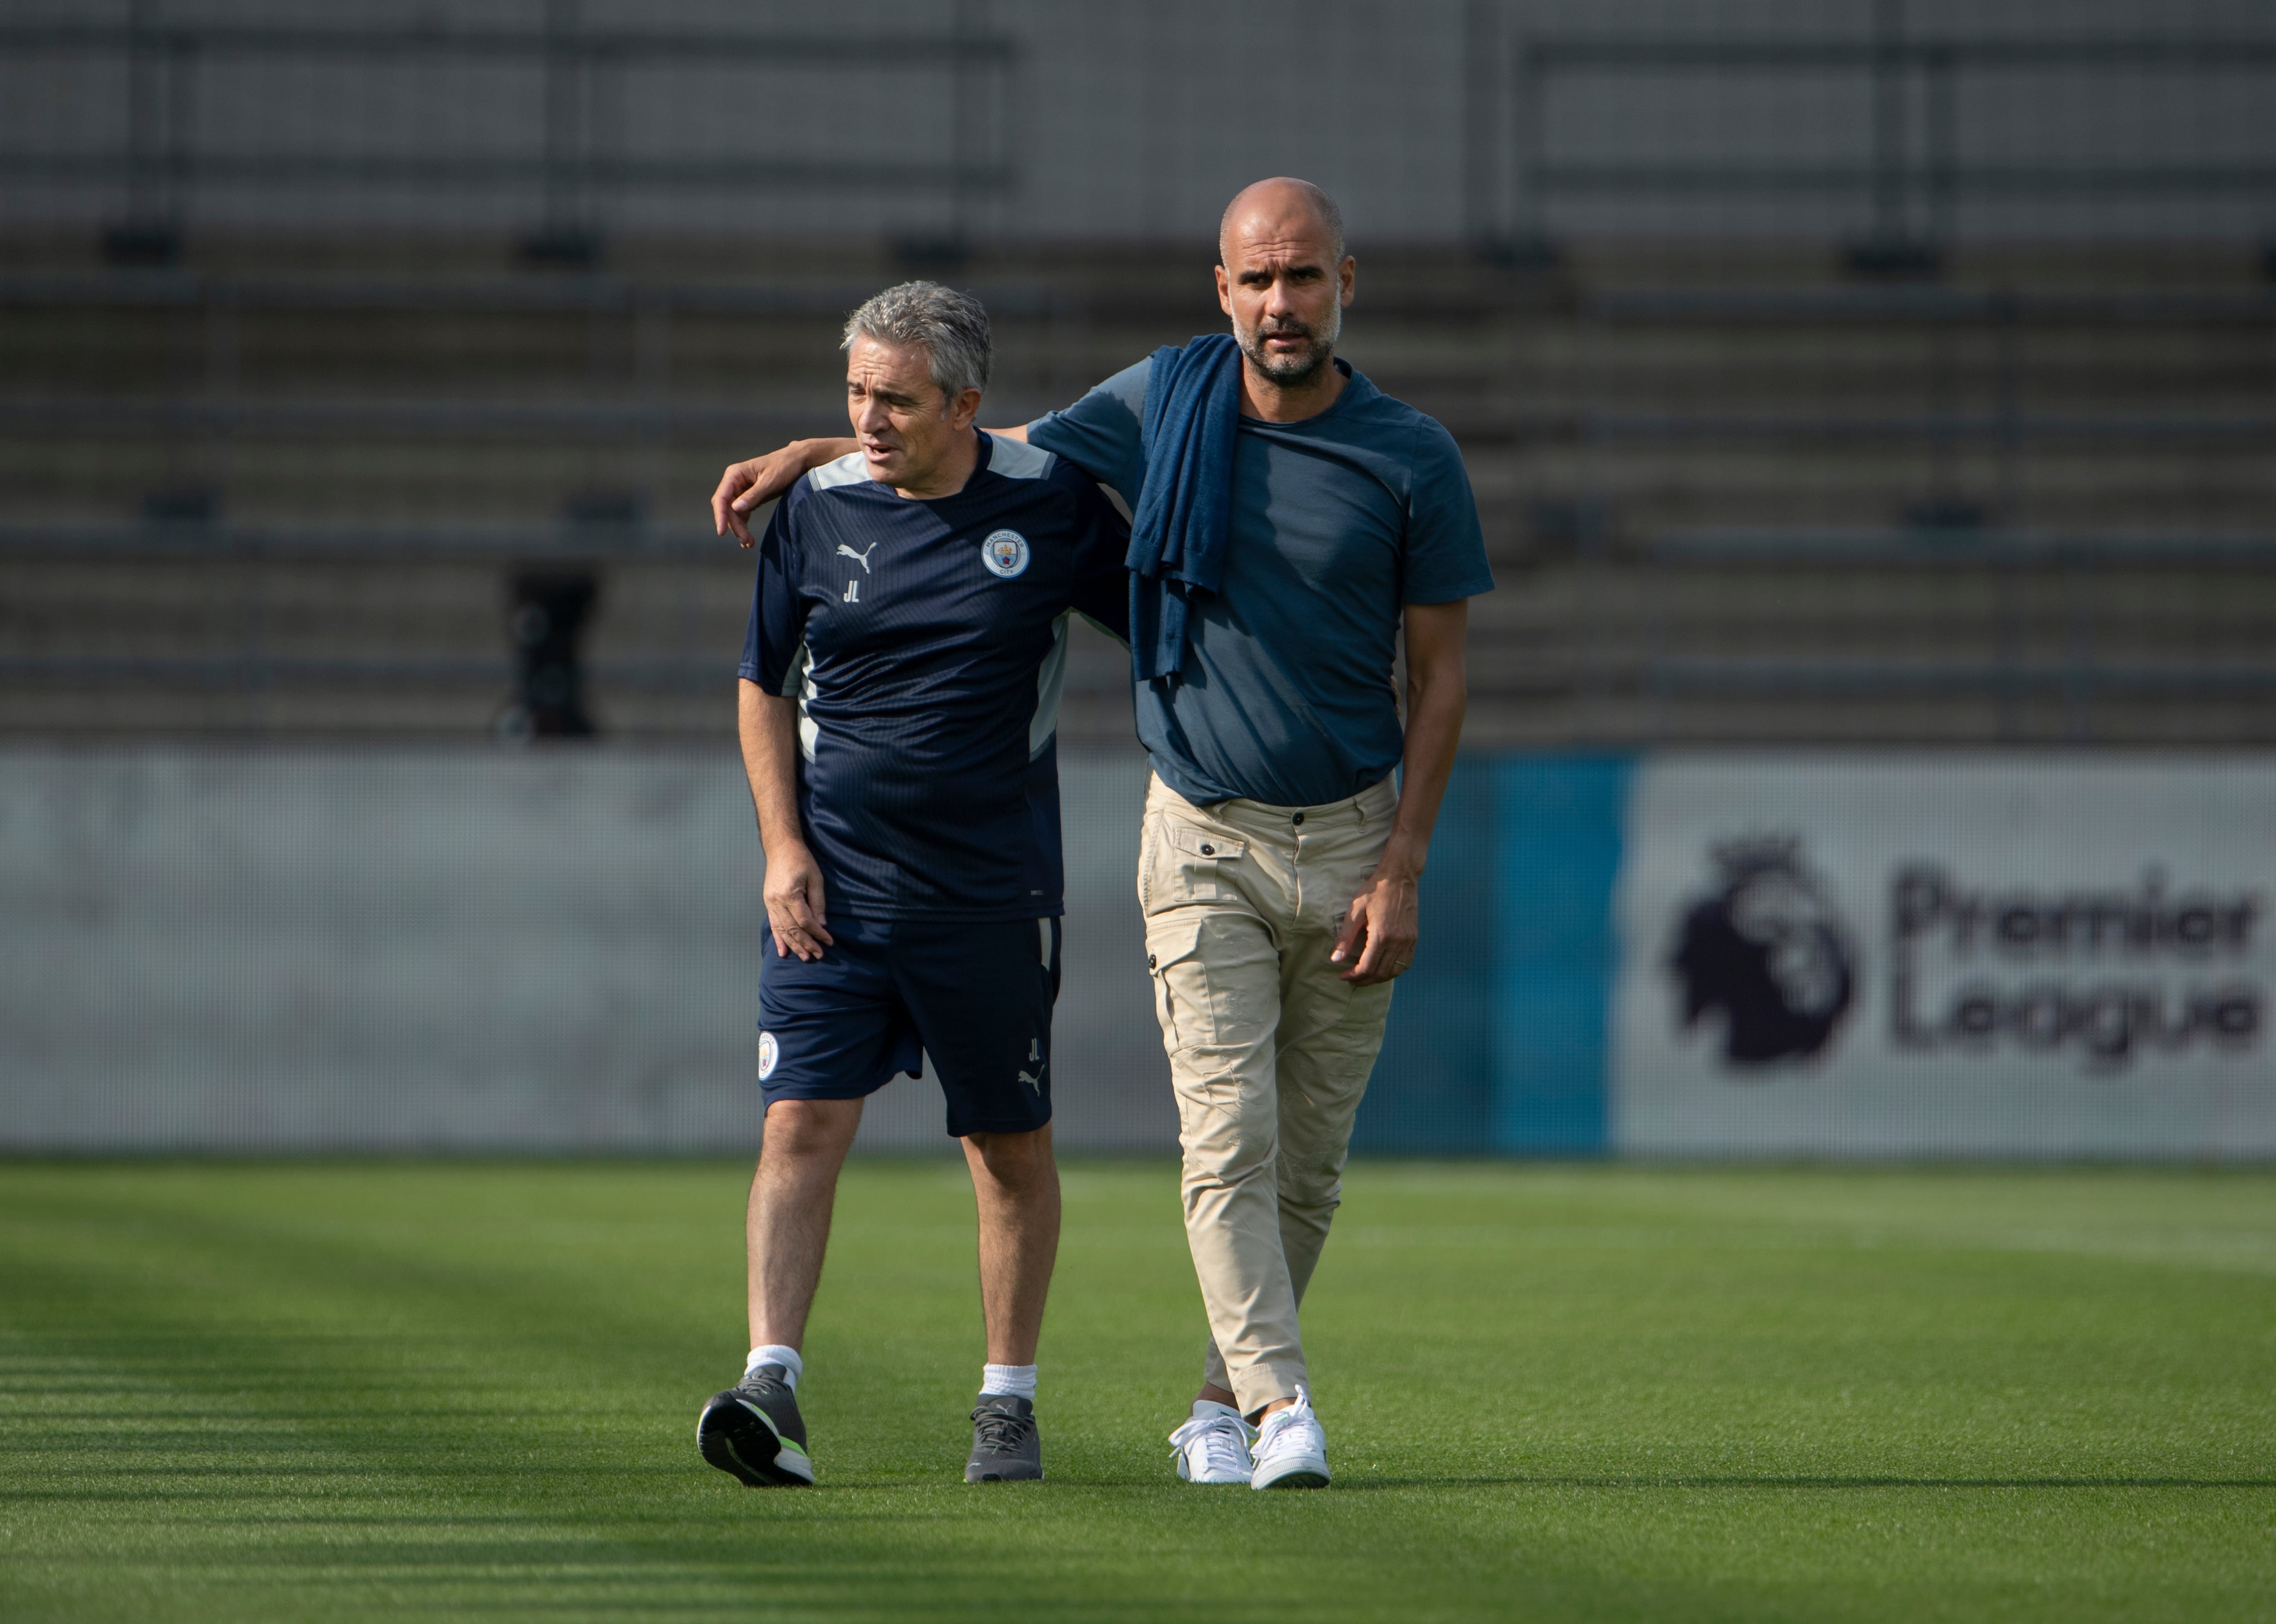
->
<box><xmin>1167</xmin><ymin>1411</ymin><xmax>1256</xmax><ymax>1476</ymax></box>
<box><xmin>1253</xmin><ymin>1391</ymin><xmax>1317</xmax><ymax>1460</ymax></box>
<box><xmin>971</xmin><ymin>1405</ymin><xmax>1035</xmax><ymax>1453</ymax></box>
<box><xmin>736</xmin><ymin>1365</ymin><xmax>791</xmax><ymax>1399</ymax></box>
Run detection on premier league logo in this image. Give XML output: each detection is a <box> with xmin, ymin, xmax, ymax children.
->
<box><xmin>981</xmin><ymin>529</ymin><xmax>1031</xmax><ymax>579</ymax></box>
<box><xmin>1668</xmin><ymin>834</ymin><xmax>1858</xmax><ymax>1067</ymax></box>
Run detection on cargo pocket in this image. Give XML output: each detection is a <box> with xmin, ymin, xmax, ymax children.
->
<box><xmin>1143</xmin><ymin>911</ymin><xmax>1207</xmax><ymax>1055</ymax></box>
<box><xmin>1159</xmin><ymin>822</ymin><xmax>1247</xmax><ymax>905</ymax></box>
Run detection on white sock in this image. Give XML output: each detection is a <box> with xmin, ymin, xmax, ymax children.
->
<box><xmin>747</xmin><ymin>1344</ymin><xmax>803</xmax><ymax>1391</ymax></box>
<box><xmin>981</xmin><ymin>1363</ymin><xmax>1037</xmax><ymax>1401</ymax></box>
<box><xmin>1191</xmin><ymin>1398</ymin><xmax>1242</xmax><ymax>1421</ymax></box>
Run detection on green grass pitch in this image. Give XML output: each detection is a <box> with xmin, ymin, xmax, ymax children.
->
<box><xmin>2</xmin><ymin>1160</ymin><xmax>2272</xmax><ymax>1622</ymax></box>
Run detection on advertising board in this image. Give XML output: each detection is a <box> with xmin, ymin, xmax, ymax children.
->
<box><xmin>1611</xmin><ymin>756</ymin><xmax>2275</xmax><ymax>1157</ymax></box>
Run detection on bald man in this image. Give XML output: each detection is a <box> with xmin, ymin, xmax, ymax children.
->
<box><xmin>713</xmin><ymin>179</ymin><xmax>1493</xmax><ymax>1490</ymax></box>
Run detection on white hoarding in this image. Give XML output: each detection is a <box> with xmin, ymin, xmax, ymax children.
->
<box><xmin>1612</xmin><ymin>755</ymin><xmax>2276</xmax><ymax>1158</ymax></box>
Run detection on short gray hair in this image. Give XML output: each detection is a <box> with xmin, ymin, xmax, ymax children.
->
<box><xmin>841</xmin><ymin>280</ymin><xmax>991</xmax><ymax>403</ymax></box>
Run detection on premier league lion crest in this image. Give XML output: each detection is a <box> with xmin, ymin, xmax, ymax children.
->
<box><xmin>981</xmin><ymin>529</ymin><xmax>1031</xmax><ymax>579</ymax></box>
<box><xmin>1668</xmin><ymin>833</ymin><xmax>1858</xmax><ymax>1068</ymax></box>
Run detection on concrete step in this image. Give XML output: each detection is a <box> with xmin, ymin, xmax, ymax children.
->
<box><xmin>6</xmin><ymin>233</ymin><xmax>2269</xmax><ymax>746</ymax></box>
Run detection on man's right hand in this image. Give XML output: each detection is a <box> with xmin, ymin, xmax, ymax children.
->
<box><xmin>712</xmin><ymin>440</ymin><xmax>854</xmax><ymax>546</ymax></box>
<box><xmin>763</xmin><ymin>841</ymin><xmax>835</xmax><ymax>960</ymax></box>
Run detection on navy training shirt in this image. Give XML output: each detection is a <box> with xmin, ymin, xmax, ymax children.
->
<box><xmin>1029</xmin><ymin>356</ymin><xmax>1495</xmax><ymax>809</ymax></box>
<box><xmin>739</xmin><ymin>432</ymin><xmax>1130</xmax><ymax>922</ymax></box>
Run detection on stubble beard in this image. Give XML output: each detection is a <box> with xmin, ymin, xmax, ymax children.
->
<box><xmin>1235</xmin><ymin>303</ymin><xmax>1342</xmax><ymax>388</ymax></box>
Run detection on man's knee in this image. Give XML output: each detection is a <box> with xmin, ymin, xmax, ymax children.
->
<box><xmin>1271</xmin><ymin>1056</ymin><xmax>1370</xmax><ymax>1189</ymax></box>
<box><xmin>1273</xmin><ymin>1120</ymin><xmax>1350</xmax><ymax>1213</ymax></box>
<box><xmin>966</xmin><ymin>1125</ymin><xmax>1056</xmax><ymax>1193</ymax></box>
<box><xmin>1176</xmin><ymin>1080</ymin><xmax>1283</xmax><ymax>1192</ymax></box>
<box><xmin>762</xmin><ymin>1098</ymin><xmax>862</xmax><ymax>1161</ymax></box>
<box><xmin>1277</xmin><ymin>1163</ymin><xmax>1343</xmax><ymax>1220</ymax></box>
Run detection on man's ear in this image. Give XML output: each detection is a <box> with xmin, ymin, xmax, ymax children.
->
<box><xmin>1215</xmin><ymin>262</ymin><xmax>1232</xmax><ymax>315</ymax></box>
<box><xmin>948</xmin><ymin>387</ymin><xmax>983</xmax><ymax>431</ymax></box>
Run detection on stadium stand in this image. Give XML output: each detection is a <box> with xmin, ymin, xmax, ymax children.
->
<box><xmin>3</xmin><ymin>235</ymin><xmax>2270</xmax><ymax>747</ymax></box>
<box><xmin>2</xmin><ymin>4</ymin><xmax>2270</xmax><ymax>749</ymax></box>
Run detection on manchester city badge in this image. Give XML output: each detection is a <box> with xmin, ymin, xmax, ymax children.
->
<box><xmin>981</xmin><ymin>528</ymin><xmax>1031</xmax><ymax>579</ymax></box>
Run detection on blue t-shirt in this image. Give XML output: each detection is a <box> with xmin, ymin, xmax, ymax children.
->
<box><xmin>1029</xmin><ymin>357</ymin><xmax>1494</xmax><ymax>808</ymax></box>
<box><xmin>739</xmin><ymin>432</ymin><xmax>1130</xmax><ymax>921</ymax></box>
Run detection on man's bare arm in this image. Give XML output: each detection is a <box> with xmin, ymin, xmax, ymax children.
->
<box><xmin>713</xmin><ymin>425</ymin><xmax>1032</xmax><ymax>547</ymax></box>
<box><xmin>739</xmin><ymin>677</ymin><xmax>834</xmax><ymax>959</ymax></box>
<box><xmin>713</xmin><ymin>441</ymin><xmax>850</xmax><ymax>545</ymax></box>
<box><xmin>1331</xmin><ymin>599</ymin><xmax>1470</xmax><ymax>984</ymax></box>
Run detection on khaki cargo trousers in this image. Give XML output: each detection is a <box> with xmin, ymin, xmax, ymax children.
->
<box><xmin>1138</xmin><ymin>771</ymin><xmax>1398</xmax><ymax>1415</ymax></box>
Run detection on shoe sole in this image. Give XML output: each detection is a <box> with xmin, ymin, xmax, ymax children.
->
<box><xmin>698</xmin><ymin>1397</ymin><xmax>816</xmax><ymax>1488</ymax></box>
<box><xmin>964</xmin><ymin>1462</ymin><xmax>1044</xmax><ymax>1482</ymax></box>
<box><xmin>1177</xmin><ymin>1461</ymin><xmax>1252</xmax><ymax>1484</ymax></box>
<box><xmin>1252</xmin><ymin>1459</ymin><xmax>1331</xmax><ymax>1490</ymax></box>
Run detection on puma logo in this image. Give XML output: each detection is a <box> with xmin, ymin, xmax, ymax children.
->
<box><xmin>1017</xmin><ymin>1069</ymin><xmax>1044</xmax><ymax>1091</ymax></box>
<box><xmin>836</xmin><ymin>542</ymin><xmax>878</xmax><ymax>573</ymax></box>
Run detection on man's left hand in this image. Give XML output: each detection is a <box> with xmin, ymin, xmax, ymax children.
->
<box><xmin>1330</xmin><ymin>859</ymin><xmax>1420</xmax><ymax>984</ymax></box>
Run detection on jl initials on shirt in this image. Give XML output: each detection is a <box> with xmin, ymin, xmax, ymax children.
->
<box><xmin>842</xmin><ymin>578</ymin><xmax>860</xmax><ymax>602</ymax></box>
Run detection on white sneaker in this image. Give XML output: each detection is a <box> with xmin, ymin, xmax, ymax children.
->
<box><xmin>1168</xmin><ymin>1402</ymin><xmax>1256</xmax><ymax>1484</ymax></box>
<box><xmin>1249</xmin><ymin>1387</ymin><xmax>1330</xmax><ymax>1490</ymax></box>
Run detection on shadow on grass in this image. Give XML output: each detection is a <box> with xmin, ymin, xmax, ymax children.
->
<box><xmin>15</xmin><ymin>1468</ymin><xmax>2276</xmax><ymax>1502</ymax></box>
<box><xmin>1341</xmin><ymin>1474</ymin><xmax>2276</xmax><ymax>1491</ymax></box>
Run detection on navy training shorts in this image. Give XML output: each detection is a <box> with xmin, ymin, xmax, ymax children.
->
<box><xmin>757</xmin><ymin>914</ymin><xmax>1060</xmax><ymax>1138</ymax></box>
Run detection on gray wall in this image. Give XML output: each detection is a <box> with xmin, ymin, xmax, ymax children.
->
<box><xmin>3</xmin><ymin>0</ymin><xmax>2268</xmax><ymax>243</ymax></box>
<box><xmin>0</xmin><ymin>744</ymin><xmax>1174</xmax><ymax>1153</ymax></box>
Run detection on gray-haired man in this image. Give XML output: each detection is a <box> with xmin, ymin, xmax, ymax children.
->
<box><xmin>715</xmin><ymin>182</ymin><xmax>1490</xmax><ymax>1490</ymax></box>
<box><xmin>699</xmin><ymin>281</ymin><xmax>1129</xmax><ymax>1488</ymax></box>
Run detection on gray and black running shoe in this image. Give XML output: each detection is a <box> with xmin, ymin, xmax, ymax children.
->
<box><xmin>965</xmin><ymin>1393</ymin><xmax>1044</xmax><ymax>1482</ymax></box>
<box><xmin>698</xmin><ymin>1363</ymin><xmax>815</xmax><ymax>1486</ymax></box>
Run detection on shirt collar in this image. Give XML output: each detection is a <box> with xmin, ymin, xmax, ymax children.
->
<box><xmin>1238</xmin><ymin>355</ymin><xmax>1371</xmax><ymax>428</ymax></box>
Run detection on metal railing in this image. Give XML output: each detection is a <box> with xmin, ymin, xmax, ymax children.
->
<box><xmin>0</xmin><ymin>520</ymin><xmax>727</xmax><ymax>561</ymax></box>
<box><xmin>1</xmin><ymin>8</ymin><xmax>1018</xmax><ymax>256</ymax></box>
<box><xmin>1507</xmin><ymin>11</ymin><xmax>2276</xmax><ymax>256</ymax></box>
